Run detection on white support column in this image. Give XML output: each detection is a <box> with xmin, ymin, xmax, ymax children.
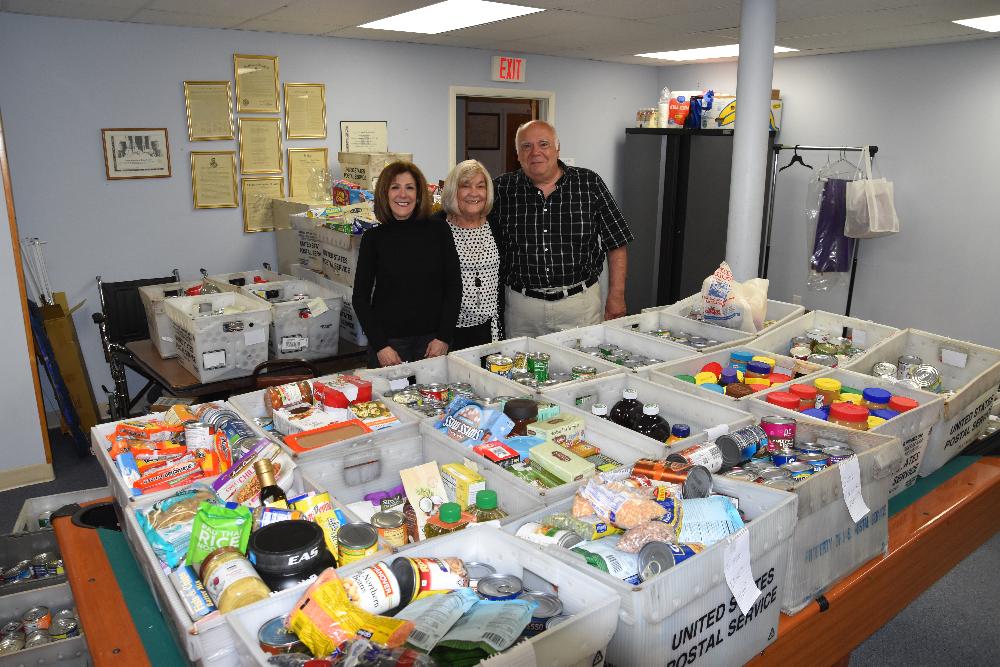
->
<box><xmin>725</xmin><ymin>0</ymin><xmax>776</xmax><ymax>280</ymax></box>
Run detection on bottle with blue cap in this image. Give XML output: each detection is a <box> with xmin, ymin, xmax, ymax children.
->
<box><xmin>862</xmin><ymin>387</ymin><xmax>892</xmax><ymax>411</ymax></box>
<box><xmin>667</xmin><ymin>423</ymin><xmax>691</xmax><ymax>444</ymax></box>
<box><xmin>729</xmin><ymin>350</ymin><xmax>753</xmax><ymax>372</ymax></box>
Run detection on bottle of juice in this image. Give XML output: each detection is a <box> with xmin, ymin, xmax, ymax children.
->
<box><xmin>666</xmin><ymin>423</ymin><xmax>691</xmax><ymax>445</ymax></box>
<box><xmin>634</xmin><ymin>404</ymin><xmax>671</xmax><ymax>442</ymax></box>
<box><xmin>610</xmin><ymin>388</ymin><xmax>643</xmax><ymax>430</ymax></box>
<box><xmin>423</xmin><ymin>502</ymin><xmax>472</xmax><ymax>539</ymax></box>
<box><xmin>468</xmin><ymin>489</ymin><xmax>507</xmax><ymax>523</ymax></box>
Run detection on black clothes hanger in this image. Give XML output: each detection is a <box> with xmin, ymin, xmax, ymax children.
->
<box><xmin>779</xmin><ymin>145</ymin><xmax>813</xmax><ymax>172</ymax></box>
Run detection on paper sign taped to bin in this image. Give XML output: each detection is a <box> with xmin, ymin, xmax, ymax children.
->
<box><xmin>840</xmin><ymin>455</ymin><xmax>870</xmax><ymax>523</ymax></box>
<box><xmin>940</xmin><ymin>348</ymin><xmax>968</xmax><ymax>368</ymax></box>
<box><xmin>389</xmin><ymin>378</ymin><xmax>410</xmax><ymax>391</ymax></box>
<box><xmin>850</xmin><ymin>328</ymin><xmax>867</xmax><ymax>346</ymax></box>
<box><xmin>307</xmin><ymin>297</ymin><xmax>329</xmax><ymax>317</ymax></box>
<box><xmin>245</xmin><ymin>328</ymin><xmax>267</xmax><ymax>346</ymax></box>
<box><xmin>725</xmin><ymin>526</ymin><xmax>761</xmax><ymax>616</ymax></box>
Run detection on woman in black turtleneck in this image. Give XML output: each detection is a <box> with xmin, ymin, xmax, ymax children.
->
<box><xmin>352</xmin><ymin>161</ymin><xmax>461</xmax><ymax>368</ymax></box>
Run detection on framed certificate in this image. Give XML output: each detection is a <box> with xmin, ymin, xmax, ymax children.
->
<box><xmin>340</xmin><ymin>121</ymin><xmax>388</xmax><ymax>152</ymax></box>
<box><xmin>241</xmin><ymin>176</ymin><xmax>285</xmax><ymax>233</ymax></box>
<box><xmin>287</xmin><ymin>147</ymin><xmax>328</xmax><ymax>199</ymax></box>
<box><xmin>190</xmin><ymin>151</ymin><xmax>238</xmax><ymax>209</ymax></box>
<box><xmin>284</xmin><ymin>83</ymin><xmax>327</xmax><ymax>139</ymax></box>
<box><xmin>102</xmin><ymin>128</ymin><xmax>171</xmax><ymax>179</ymax></box>
<box><xmin>238</xmin><ymin>117</ymin><xmax>282</xmax><ymax>174</ymax></box>
<box><xmin>234</xmin><ymin>53</ymin><xmax>280</xmax><ymax>113</ymax></box>
<box><xmin>184</xmin><ymin>81</ymin><xmax>234</xmax><ymax>141</ymax></box>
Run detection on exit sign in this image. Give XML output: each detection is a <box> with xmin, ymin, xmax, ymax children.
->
<box><xmin>492</xmin><ymin>55</ymin><xmax>526</xmax><ymax>82</ymax></box>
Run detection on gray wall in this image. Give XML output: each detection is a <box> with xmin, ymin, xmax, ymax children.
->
<box><xmin>660</xmin><ymin>37</ymin><xmax>1000</xmax><ymax>348</ymax></box>
<box><xmin>0</xmin><ymin>13</ymin><xmax>656</xmax><ymax>398</ymax></box>
<box><xmin>0</xmin><ymin>115</ymin><xmax>47</xmax><ymax>474</ymax></box>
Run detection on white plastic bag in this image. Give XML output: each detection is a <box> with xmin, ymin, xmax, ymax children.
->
<box><xmin>699</xmin><ymin>262</ymin><xmax>769</xmax><ymax>333</ymax></box>
<box><xmin>845</xmin><ymin>146</ymin><xmax>899</xmax><ymax>238</ymax></box>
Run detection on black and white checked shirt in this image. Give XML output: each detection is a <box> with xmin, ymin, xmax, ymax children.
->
<box><xmin>491</xmin><ymin>161</ymin><xmax>633</xmax><ymax>290</ymax></box>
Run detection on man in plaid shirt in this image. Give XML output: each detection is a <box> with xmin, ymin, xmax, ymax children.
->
<box><xmin>491</xmin><ymin>120</ymin><xmax>633</xmax><ymax>338</ymax></box>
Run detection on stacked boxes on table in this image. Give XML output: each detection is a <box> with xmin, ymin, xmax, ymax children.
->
<box><xmin>239</xmin><ymin>279</ymin><xmax>343</xmax><ymax>360</ymax></box>
<box><xmin>845</xmin><ymin>329</ymin><xmax>1000</xmax><ymax>476</ymax></box>
<box><xmin>138</xmin><ymin>280</ymin><xmax>205</xmax><ymax>358</ymax></box>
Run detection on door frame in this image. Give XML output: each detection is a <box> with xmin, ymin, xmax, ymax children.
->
<box><xmin>448</xmin><ymin>86</ymin><xmax>555</xmax><ymax>171</ymax></box>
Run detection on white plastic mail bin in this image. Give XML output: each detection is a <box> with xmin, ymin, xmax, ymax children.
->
<box><xmin>449</xmin><ymin>337</ymin><xmax>622</xmax><ymax>394</ymax></box>
<box><xmin>291</xmin><ymin>263</ymin><xmax>368</xmax><ymax>346</ymax></box>
<box><xmin>163</xmin><ymin>291</ymin><xmax>272</xmax><ymax>383</ymax></box>
<box><xmin>751</xmin><ymin>310</ymin><xmax>900</xmax><ymax>364</ymax></box>
<box><xmin>541</xmin><ymin>373</ymin><xmax>756</xmax><ymax>450</ymax></box>
<box><xmin>356</xmin><ymin>355</ymin><xmax>534</xmax><ymax>418</ymax></box>
<box><xmin>652</xmin><ymin>292</ymin><xmax>805</xmax><ymax>334</ymax></box>
<box><xmin>288</xmin><ymin>213</ymin><xmax>324</xmax><ymax>271</ymax></box>
<box><xmin>0</xmin><ymin>582</ymin><xmax>88</xmax><ymax>667</ymax></box>
<box><xmin>538</xmin><ymin>322</ymin><xmax>694</xmax><ymax>371</ymax></box>
<box><xmin>606</xmin><ymin>309</ymin><xmax>754</xmax><ymax>353</ymax></box>
<box><xmin>845</xmin><ymin>328</ymin><xmax>1000</xmax><ymax>476</ymax></box>
<box><xmin>227</xmin><ymin>376</ymin><xmax>419</xmax><ymax>462</ymax></box>
<box><xmin>206</xmin><ymin>267</ymin><xmax>293</xmax><ymax>288</ymax></box>
<box><xmin>502</xmin><ymin>477</ymin><xmax>798</xmax><ymax>667</ymax></box>
<box><xmin>139</xmin><ymin>280</ymin><xmax>204</xmax><ymax>358</ymax></box>
<box><xmin>645</xmin><ymin>346</ymin><xmax>824</xmax><ymax>407</ymax></box>
<box><xmin>225</xmin><ymin>525</ymin><xmax>619</xmax><ymax>667</ymax></box>
<box><xmin>13</xmin><ymin>486</ymin><xmax>110</xmax><ymax>532</ymax></box>
<box><xmin>744</xmin><ymin>367</ymin><xmax>944</xmax><ymax>497</ymax></box>
<box><xmin>316</xmin><ymin>225</ymin><xmax>363</xmax><ymax>287</ymax></box>
<box><xmin>240</xmin><ymin>279</ymin><xmax>343</xmax><ymax>360</ymax></box>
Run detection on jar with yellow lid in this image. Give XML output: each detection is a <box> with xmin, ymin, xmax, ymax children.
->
<box><xmin>836</xmin><ymin>393</ymin><xmax>863</xmax><ymax>406</ymax></box>
<box><xmin>694</xmin><ymin>371</ymin><xmax>718</xmax><ymax>385</ymax></box>
<box><xmin>751</xmin><ymin>355</ymin><xmax>776</xmax><ymax>370</ymax></box>
<box><xmin>813</xmin><ymin>378</ymin><xmax>842</xmax><ymax>408</ymax></box>
<box><xmin>199</xmin><ymin>547</ymin><xmax>270</xmax><ymax>613</ymax></box>
<box><xmin>867</xmin><ymin>415</ymin><xmax>887</xmax><ymax>429</ymax></box>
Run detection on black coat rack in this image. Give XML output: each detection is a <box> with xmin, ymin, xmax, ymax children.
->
<box><xmin>760</xmin><ymin>143</ymin><xmax>879</xmax><ymax>317</ymax></box>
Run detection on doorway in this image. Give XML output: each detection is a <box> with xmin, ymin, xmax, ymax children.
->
<box><xmin>448</xmin><ymin>86</ymin><xmax>555</xmax><ymax>174</ymax></box>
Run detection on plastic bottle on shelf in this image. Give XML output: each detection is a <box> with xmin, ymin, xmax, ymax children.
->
<box><xmin>610</xmin><ymin>388</ymin><xmax>644</xmax><ymax>430</ymax></box>
<box><xmin>666</xmin><ymin>423</ymin><xmax>691</xmax><ymax>445</ymax></box>
<box><xmin>468</xmin><ymin>490</ymin><xmax>507</xmax><ymax>523</ymax></box>
<box><xmin>423</xmin><ymin>502</ymin><xmax>472</xmax><ymax>539</ymax></box>
<box><xmin>634</xmin><ymin>403</ymin><xmax>671</xmax><ymax>442</ymax></box>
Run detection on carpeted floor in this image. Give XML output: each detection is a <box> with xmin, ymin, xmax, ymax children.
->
<box><xmin>3</xmin><ymin>431</ymin><xmax>998</xmax><ymax>664</ymax></box>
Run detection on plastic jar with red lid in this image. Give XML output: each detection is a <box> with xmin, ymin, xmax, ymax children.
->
<box><xmin>829</xmin><ymin>403</ymin><xmax>869</xmax><ymax>431</ymax></box>
<box><xmin>766</xmin><ymin>391</ymin><xmax>801</xmax><ymax>411</ymax></box>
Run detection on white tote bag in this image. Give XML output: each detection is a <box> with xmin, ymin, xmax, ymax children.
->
<box><xmin>845</xmin><ymin>145</ymin><xmax>899</xmax><ymax>238</ymax></box>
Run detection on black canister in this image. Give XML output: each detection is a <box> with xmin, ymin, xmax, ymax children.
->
<box><xmin>247</xmin><ymin>520</ymin><xmax>336</xmax><ymax>591</ymax></box>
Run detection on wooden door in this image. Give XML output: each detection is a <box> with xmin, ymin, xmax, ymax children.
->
<box><xmin>505</xmin><ymin>112</ymin><xmax>532</xmax><ymax>173</ymax></box>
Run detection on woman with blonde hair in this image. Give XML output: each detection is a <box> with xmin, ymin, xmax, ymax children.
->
<box><xmin>431</xmin><ymin>159</ymin><xmax>502</xmax><ymax>349</ymax></box>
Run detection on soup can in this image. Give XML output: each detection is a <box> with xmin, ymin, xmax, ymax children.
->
<box><xmin>477</xmin><ymin>574</ymin><xmax>524</xmax><ymax>601</ymax></box>
<box><xmin>520</xmin><ymin>592</ymin><xmax>563</xmax><ymax>637</ymax></box>
<box><xmin>823</xmin><ymin>445</ymin><xmax>856</xmax><ymax>464</ymax></box>
<box><xmin>631</xmin><ymin>460</ymin><xmax>712</xmax><ymax>498</ymax></box>
<box><xmin>258</xmin><ymin>617</ymin><xmax>307</xmax><ymax>655</ymax></box>
<box><xmin>337</xmin><ymin>522</ymin><xmax>379</xmax><ymax>565</ymax></box>
<box><xmin>21</xmin><ymin>606</ymin><xmax>51</xmax><ymax>633</ymax></box>
<box><xmin>47</xmin><ymin>616</ymin><xmax>79</xmax><ymax>640</ymax></box>
<box><xmin>370</xmin><ymin>511</ymin><xmax>407</xmax><ymax>548</ymax></box>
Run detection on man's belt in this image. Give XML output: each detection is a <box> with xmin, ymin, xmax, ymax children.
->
<box><xmin>508</xmin><ymin>276</ymin><xmax>598</xmax><ymax>302</ymax></box>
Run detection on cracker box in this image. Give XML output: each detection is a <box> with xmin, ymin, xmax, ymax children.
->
<box><xmin>526</xmin><ymin>415</ymin><xmax>584</xmax><ymax>448</ymax></box>
<box><xmin>529</xmin><ymin>441</ymin><xmax>596</xmax><ymax>483</ymax></box>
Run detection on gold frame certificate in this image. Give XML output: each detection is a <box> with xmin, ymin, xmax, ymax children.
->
<box><xmin>340</xmin><ymin>121</ymin><xmax>388</xmax><ymax>152</ymax></box>
<box><xmin>234</xmin><ymin>53</ymin><xmax>279</xmax><ymax>113</ymax></box>
<box><xmin>238</xmin><ymin>117</ymin><xmax>282</xmax><ymax>174</ymax></box>
<box><xmin>191</xmin><ymin>151</ymin><xmax>238</xmax><ymax>209</ymax></box>
<box><xmin>242</xmin><ymin>176</ymin><xmax>285</xmax><ymax>233</ymax></box>
<box><xmin>284</xmin><ymin>83</ymin><xmax>327</xmax><ymax>139</ymax></box>
<box><xmin>184</xmin><ymin>81</ymin><xmax>234</xmax><ymax>141</ymax></box>
<box><xmin>288</xmin><ymin>148</ymin><xmax>328</xmax><ymax>199</ymax></box>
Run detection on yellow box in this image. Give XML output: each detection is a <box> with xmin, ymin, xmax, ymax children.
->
<box><xmin>526</xmin><ymin>415</ymin><xmax>584</xmax><ymax>447</ymax></box>
<box><xmin>440</xmin><ymin>463</ymin><xmax>486</xmax><ymax>509</ymax></box>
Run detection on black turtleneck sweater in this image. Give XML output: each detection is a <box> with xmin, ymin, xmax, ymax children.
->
<box><xmin>351</xmin><ymin>216</ymin><xmax>461</xmax><ymax>351</ymax></box>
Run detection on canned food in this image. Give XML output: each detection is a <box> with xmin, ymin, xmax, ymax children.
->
<box><xmin>3</xmin><ymin>561</ymin><xmax>31</xmax><ymax>584</ymax></box>
<box><xmin>258</xmin><ymin>616</ymin><xmax>307</xmax><ymax>655</ymax></box>
<box><xmin>897</xmin><ymin>355</ymin><xmax>924</xmax><ymax>380</ymax></box>
<box><xmin>485</xmin><ymin>354</ymin><xmax>514</xmax><ymax>377</ymax></box>
<box><xmin>512</xmin><ymin>351</ymin><xmax>528</xmax><ymax>370</ymax></box>
<box><xmin>344</xmin><ymin>562</ymin><xmax>403</xmax><ymax>614</ymax></box>
<box><xmin>789</xmin><ymin>345</ymin><xmax>812</xmax><ymax>361</ymax></box>
<box><xmin>762</xmin><ymin>478</ymin><xmax>797</xmax><ymax>491</ymax></box>
<box><xmin>805</xmin><ymin>328</ymin><xmax>829</xmax><ymax>344</ymax></box>
<box><xmin>723</xmin><ymin>469</ymin><xmax>759</xmax><ymax>482</ymax></box>
<box><xmin>760</xmin><ymin>416</ymin><xmax>796</xmax><ymax>452</ymax></box>
<box><xmin>419</xmin><ymin>383</ymin><xmax>449</xmax><ymax>402</ymax></box>
<box><xmin>516</xmin><ymin>523</ymin><xmax>583</xmax><ymax>549</ymax></box>
<box><xmin>370</xmin><ymin>511</ymin><xmax>407</xmax><ymax>548</ymax></box>
<box><xmin>21</xmin><ymin>606</ymin><xmax>51</xmax><ymax>633</ymax></box>
<box><xmin>1</xmin><ymin>621</ymin><xmax>21</xmax><ymax>637</ymax></box>
<box><xmin>622</xmin><ymin>359</ymin><xmax>646</xmax><ymax>371</ymax></box>
<box><xmin>571</xmin><ymin>365</ymin><xmax>598</xmax><ymax>380</ymax></box>
<box><xmin>791</xmin><ymin>335</ymin><xmax>814</xmax><ymax>349</ymax></box>
<box><xmin>782</xmin><ymin>461</ymin><xmax>814</xmax><ymax>479</ymax></box>
<box><xmin>52</xmin><ymin>610</ymin><xmax>76</xmax><ymax>623</ymax></box>
<box><xmin>528</xmin><ymin>352</ymin><xmax>550</xmax><ymax>382</ymax></box>
<box><xmin>829</xmin><ymin>337</ymin><xmax>852</xmax><ymax>354</ymax></box>
<box><xmin>911</xmin><ymin>365</ymin><xmax>942</xmax><ymax>393</ymax></box>
<box><xmin>31</xmin><ymin>552</ymin><xmax>54</xmax><ymax>579</ymax></box>
<box><xmin>598</xmin><ymin>343</ymin><xmax>620</xmax><ymax>358</ymax></box>
<box><xmin>464</xmin><ymin>562</ymin><xmax>496</xmax><ymax>592</ymax></box>
<box><xmin>794</xmin><ymin>442</ymin><xmax>824</xmax><ymax>455</ymax></box>
<box><xmin>759</xmin><ymin>467</ymin><xmax>792</xmax><ymax>481</ymax></box>
<box><xmin>771</xmin><ymin>452</ymin><xmax>798</xmax><ymax>466</ymax></box>
<box><xmin>631</xmin><ymin>460</ymin><xmax>713</xmax><ymax>498</ymax></box>
<box><xmin>390</xmin><ymin>557</ymin><xmax>469</xmax><ymax>606</ymax></box>
<box><xmin>806</xmin><ymin>354</ymin><xmax>838</xmax><ymax>368</ymax></box>
<box><xmin>871</xmin><ymin>361</ymin><xmax>899</xmax><ymax>380</ymax></box>
<box><xmin>813</xmin><ymin>342</ymin><xmax>840</xmax><ymax>356</ymax></box>
<box><xmin>477</xmin><ymin>574</ymin><xmax>523</xmax><ymax>600</ymax></box>
<box><xmin>797</xmin><ymin>452</ymin><xmax>829</xmax><ymax>472</ymax></box>
<box><xmin>47</xmin><ymin>616</ymin><xmax>80</xmax><ymax>640</ymax></box>
<box><xmin>337</xmin><ymin>522</ymin><xmax>379</xmax><ymax>565</ymax></box>
<box><xmin>391</xmin><ymin>390</ymin><xmax>421</xmax><ymax>406</ymax></box>
<box><xmin>638</xmin><ymin>541</ymin><xmax>705</xmax><ymax>581</ymax></box>
<box><xmin>714</xmin><ymin>424</ymin><xmax>769</xmax><ymax>468</ymax></box>
<box><xmin>24</xmin><ymin>629</ymin><xmax>50</xmax><ymax>648</ymax></box>
<box><xmin>0</xmin><ymin>636</ymin><xmax>24</xmax><ymax>655</ymax></box>
<box><xmin>822</xmin><ymin>445</ymin><xmax>855</xmax><ymax>463</ymax></box>
<box><xmin>667</xmin><ymin>442</ymin><xmax>724</xmax><ymax>474</ymax></box>
<box><xmin>520</xmin><ymin>592</ymin><xmax>563</xmax><ymax>637</ymax></box>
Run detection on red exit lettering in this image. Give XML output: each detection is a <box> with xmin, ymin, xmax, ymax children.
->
<box><xmin>500</xmin><ymin>57</ymin><xmax>520</xmax><ymax>80</ymax></box>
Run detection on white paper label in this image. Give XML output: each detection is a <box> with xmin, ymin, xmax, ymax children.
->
<box><xmin>202</xmin><ymin>349</ymin><xmax>227</xmax><ymax>370</ymax></box>
<box><xmin>940</xmin><ymin>348</ymin><xmax>968</xmax><ymax>369</ymax></box>
<box><xmin>840</xmin><ymin>455</ymin><xmax>870</xmax><ymax>523</ymax></box>
<box><xmin>280</xmin><ymin>335</ymin><xmax>308</xmax><ymax>353</ymax></box>
<box><xmin>724</xmin><ymin>527</ymin><xmax>762</xmax><ymax>616</ymax></box>
<box><xmin>307</xmin><ymin>297</ymin><xmax>329</xmax><ymax>317</ymax></box>
<box><xmin>389</xmin><ymin>378</ymin><xmax>410</xmax><ymax>391</ymax></box>
<box><xmin>481</xmin><ymin>640</ymin><xmax>537</xmax><ymax>667</ymax></box>
<box><xmin>244</xmin><ymin>327</ymin><xmax>266</xmax><ymax>345</ymax></box>
<box><xmin>851</xmin><ymin>328</ymin><xmax>867</xmax><ymax>346</ymax></box>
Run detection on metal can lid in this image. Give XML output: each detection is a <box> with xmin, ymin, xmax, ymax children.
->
<box><xmin>782</xmin><ymin>462</ymin><xmax>813</xmax><ymax>474</ymax></box>
<box><xmin>0</xmin><ymin>636</ymin><xmax>25</xmax><ymax>653</ymax></box>
<box><xmin>760</xmin><ymin>467</ymin><xmax>792</xmax><ymax>480</ymax></box>
<box><xmin>464</xmin><ymin>562</ymin><xmax>496</xmax><ymax>582</ymax></box>
<box><xmin>871</xmin><ymin>362</ymin><xmax>898</xmax><ymax>377</ymax></box>
<box><xmin>760</xmin><ymin>415</ymin><xmax>797</xmax><ymax>426</ymax></box>
<box><xmin>680</xmin><ymin>464</ymin><xmax>713</xmax><ymax>498</ymax></box>
<box><xmin>897</xmin><ymin>355</ymin><xmax>924</xmax><ymax>366</ymax></box>
<box><xmin>477</xmin><ymin>574</ymin><xmax>524</xmax><ymax>599</ymax></box>
<box><xmin>48</xmin><ymin>617</ymin><xmax>78</xmax><ymax>634</ymax></box>
<box><xmin>521</xmin><ymin>592</ymin><xmax>563</xmax><ymax>619</ymax></box>
<box><xmin>22</xmin><ymin>606</ymin><xmax>49</xmax><ymax>621</ymax></box>
<box><xmin>258</xmin><ymin>616</ymin><xmax>303</xmax><ymax>650</ymax></box>
<box><xmin>337</xmin><ymin>522</ymin><xmax>378</xmax><ymax>549</ymax></box>
<box><xmin>53</xmin><ymin>610</ymin><xmax>77</xmax><ymax>622</ymax></box>
<box><xmin>545</xmin><ymin>615</ymin><xmax>573</xmax><ymax>630</ymax></box>
<box><xmin>797</xmin><ymin>453</ymin><xmax>829</xmax><ymax>463</ymax></box>
<box><xmin>638</xmin><ymin>540</ymin><xmax>677</xmax><ymax>581</ymax></box>
<box><xmin>371</xmin><ymin>511</ymin><xmax>405</xmax><ymax>530</ymax></box>
<box><xmin>822</xmin><ymin>445</ymin><xmax>855</xmax><ymax>457</ymax></box>
<box><xmin>762</xmin><ymin>478</ymin><xmax>797</xmax><ymax>491</ymax></box>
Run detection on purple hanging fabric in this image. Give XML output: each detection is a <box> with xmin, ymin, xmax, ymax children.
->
<box><xmin>811</xmin><ymin>178</ymin><xmax>854</xmax><ymax>273</ymax></box>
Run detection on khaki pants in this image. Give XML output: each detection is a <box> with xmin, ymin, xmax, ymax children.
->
<box><xmin>505</xmin><ymin>282</ymin><xmax>603</xmax><ymax>338</ymax></box>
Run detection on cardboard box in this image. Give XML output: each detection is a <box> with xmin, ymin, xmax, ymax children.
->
<box><xmin>337</xmin><ymin>152</ymin><xmax>413</xmax><ymax>190</ymax></box>
<box><xmin>40</xmin><ymin>293</ymin><xmax>99</xmax><ymax>430</ymax></box>
<box><xmin>526</xmin><ymin>415</ymin><xmax>585</xmax><ymax>447</ymax></box>
<box><xmin>273</xmin><ymin>198</ymin><xmax>328</xmax><ymax>273</ymax></box>
<box><xmin>702</xmin><ymin>96</ymin><xmax>783</xmax><ymax>131</ymax></box>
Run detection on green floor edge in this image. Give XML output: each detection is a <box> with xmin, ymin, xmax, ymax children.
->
<box><xmin>97</xmin><ymin>528</ymin><xmax>187</xmax><ymax>666</ymax></box>
<box><xmin>888</xmin><ymin>454</ymin><xmax>982</xmax><ymax>517</ymax></box>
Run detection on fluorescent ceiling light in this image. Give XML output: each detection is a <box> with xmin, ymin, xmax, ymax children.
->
<box><xmin>360</xmin><ymin>0</ymin><xmax>544</xmax><ymax>34</ymax></box>
<box><xmin>953</xmin><ymin>15</ymin><xmax>1000</xmax><ymax>32</ymax></box>
<box><xmin>636</xmin><ymin>45</ymin><xmax>797</xmax><ymax>61</ymax></box>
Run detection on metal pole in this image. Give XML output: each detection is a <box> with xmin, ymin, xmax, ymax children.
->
<box><xmin>759</xmin><ymin>148</ymin><xmax>780</xmax><ymax>279</ymax></box>
<box><xmin>725</xmin><ymin>0</ymin><xmax>777</xmax><ymax>281</ymax></box>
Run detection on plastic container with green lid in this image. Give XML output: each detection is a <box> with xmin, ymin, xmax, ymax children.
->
<box><xmin>423</xmin><ymin>502</ymin><xmax>472</xmax><ymax>538</ymax></box>
<box><xmin>468</xmin><ymin>489</ymin><xmax>508</xmax><ymax>523</ymax></box>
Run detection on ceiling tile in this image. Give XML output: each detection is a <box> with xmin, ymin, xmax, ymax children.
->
<box><xmin>129</xmin><ymin>9</ymin><xmax>241</xmax><ymax>29</ymax></box>
<box><xmin>646</xmin><ymin>6</ymin><xmax>742</xmax><ymax>34</ymax></box>
<box><xmin>780</xmin><ymin>20</ymin><xmax>985</xmax><ymax>50</ymax></box>
<box><xmin>144</xmin><ymin>0</ymin><xmax>287</xmax><ymax>19</ymax></box>
<box><xmin>257</xmin><ymin>0</ymin><xmax>431</xmax><ymax>27</ymax></box>
<box><xmin>237</xmin><ymin>18</ymin><xmax>345</xmax><ymax>36</ymax></box>
<box><xmin>3</xmin><ymin>0</ymin><xmax>146</xmax><ymax>20</ymax></box>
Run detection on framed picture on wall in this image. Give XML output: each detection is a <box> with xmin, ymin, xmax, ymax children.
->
<box><xmin>241</xmin><ymin>176</ymin><xmax>285</xmax><ymax>233</ymax></box>
<box><xmin>190</xmin><ymin>151</ymin><xmax>238</xmax><ymax>209</ymax></box>
<box><xmin>466</xmin><ymin>113</ymin><xmax>500</xmax><ymax>150</ymax></box>
<box><xmin>284</xmin><ymin>83</ymin><xmax>327</xmax><ymax>139</ymax></box>
<box><xmin>101</xmin><ymin>128</ymin><xmax>171</xmax><ymax>179</ymax></box>
<box><xmin>234</xmin><ymin>54</ymin><xmax>280</xmax><ymax>113</ymax></box>
<box><xmin>183</xmin><ymin>81</ymin><xmax>234</xmax><ymax>141</ymax></box>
